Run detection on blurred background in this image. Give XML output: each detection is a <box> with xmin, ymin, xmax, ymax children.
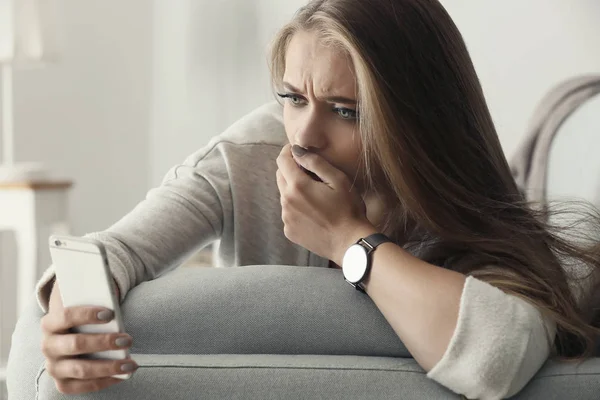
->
<box><xmin>0</xmin><ymin>1</ymin><xmax>599</xmax><ymax>397</ymax></box>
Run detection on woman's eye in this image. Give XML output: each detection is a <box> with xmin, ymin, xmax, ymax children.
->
<box><xmin>277</xmin><ymin>93</ymin><xmax>306</xmax><ymax>106</ymax></box>
<box><xmin>335</xmin><ymin>107</ymin><xmax>358</xmax><ymax>120</ymax></box>
<box><xmin>289</xmin><ymin>96</ymin><xmax>302</xmax><ymax>105</ymax></box>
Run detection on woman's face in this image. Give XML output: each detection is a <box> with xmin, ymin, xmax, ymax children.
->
<box><xmin>281</xmin><ymin>30</ymin><xmax>363</xmax><ymax>190</ymax></box>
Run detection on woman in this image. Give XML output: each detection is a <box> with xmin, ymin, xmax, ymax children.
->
<box><xmin>39</xmin><ymin>0</ymin><xmax>600</xmax><ymax>398</ymax></box>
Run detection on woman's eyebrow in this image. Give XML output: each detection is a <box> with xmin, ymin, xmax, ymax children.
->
<box><xmin>322</xmin><ymin>95</ymin><xmax>357</xmax><ymax>105</ymax></box>
<box><xmin>283</xmin><ymin>81</ymin><xmax>357</xmax><ymax>105</ymax></box>
<box><xmin>282</xmin><ymin>81</ymin><xmax>303</xmax><ymax>93</ymax></box>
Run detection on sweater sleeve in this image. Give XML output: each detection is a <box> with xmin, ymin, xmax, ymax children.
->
<box><xmin>35</xmin><ymin>144</ymin><xmax>231</xmax><ymax>313</ymax></box>
<box><xmin>426</xmin><ymin>276</ymin><xmax>556</xmax><ymax>400</ymax></box>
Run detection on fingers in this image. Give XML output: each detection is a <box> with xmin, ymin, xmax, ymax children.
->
<box><xmin>276</xmin><ymin>168</ymin><xmax>287</xmax><ymax>191</ymax></box>
<box><xmin>277</xmin><ymin>144</ymin><xmax>304</xmax><ymax>182</ymax></box>
<box><xmin>42</xmin><ymin>332</ymin><xmax>133</xmax><ymax>359</ymax></box>
<box><xmin>41</xmin><ymin>306</ymin><xmax>114</xmax><ymax>334</ymax></box>
<box><xmin>53</xmin><ymin>376</ymin><xmax>125</xmax><ymax>395</ymax></box>
<box><xmin>46</xmin><ymin>358</ymin><xmax>138</xmax><ymax>381</ymax></box>
<box><xmin>278</xmin><ymin>143</ymin><xmax>346</xmax><ymax>188</ymax></box>
<box><xmin>277</xmin><ymin>144</ymin><xmax>323</xmax><ymax>193</ymax></box>
<box><xmin>292</xmin><ymin>150</ymin><xmax>345</xmax><ymax>187</ymax></box>
<box><xmin>40</xmin><ymin>303</ymin><xmax>135</xmax><ymax>395</ymax></box>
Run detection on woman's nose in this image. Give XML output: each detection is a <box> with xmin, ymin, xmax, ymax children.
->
<box><xmin>294</xmin><ymin>114</ymin><xmax>326</xmax><ymax>150</ymax></box>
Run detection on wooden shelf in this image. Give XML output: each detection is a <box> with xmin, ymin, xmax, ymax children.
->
<box><xmin>0</xmin><ymin>181</ymin><xmax>73</xmax><ymax>190</ymax></box>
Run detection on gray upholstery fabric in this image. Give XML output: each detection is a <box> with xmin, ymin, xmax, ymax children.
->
<box><xmin>124</xmin><ymin>266</ymin><xmax>408</xmax><ymax>357</ymax></box>
<box><xmin>33</xmin><ymin>354</ymin><xmax>600</xmax><ymax>400</ymax></box>
<box><xmin>36</xmin><ymin>355</ymin><xmax>459</xmax><ymax>400</ymax></box>
<box><xmin>8</xmin><ymin>266</ymin><xmax>600</xmax><ymax>399</ymax></box>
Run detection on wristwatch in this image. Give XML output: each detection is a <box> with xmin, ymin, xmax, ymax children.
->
<box><xmin>342</xmin><ymin>233</ymin><xmax>392</xmax><ymax>292</ymax></box>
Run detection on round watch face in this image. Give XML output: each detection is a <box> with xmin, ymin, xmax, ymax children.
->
<box><xmin>342</xmin><ymin>244</ymin><xmax>368</xmax><ymax>283</ymax></box>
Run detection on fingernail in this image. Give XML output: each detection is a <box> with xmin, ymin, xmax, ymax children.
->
<box><xmin>120</xmin><ymin>362</ymin><xmax>137</xmax><ymax>372</ymax></box>
<box><xmin>291</xmin><ymin>145</ymin><xmax>308</xmax><ymax>157</ymax></box>
<box><xmin>115</xmin><ymin>336</ymin><xmax>132</xmax><ymax>348</ymax></box>
<box><xmin>97</xmin><ymin>310</ymin><xmax>114</xmax><ymax>321</ymax></box>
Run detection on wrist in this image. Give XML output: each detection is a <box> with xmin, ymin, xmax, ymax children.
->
<box><xmin>333</xmin><ymin>221</ymin><xmax>378</xmax><ymax>266</ymax></box>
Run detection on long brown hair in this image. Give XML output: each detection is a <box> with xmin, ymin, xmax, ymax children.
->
<box><xmin>269</xmin><ymin>0</ymin><xmax>600</xmax><ymax>359</ymax></box>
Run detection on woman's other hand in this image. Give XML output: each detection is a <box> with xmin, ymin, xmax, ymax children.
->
<box><xmin>276</xmin><ymin>143</ymin><xmax>376</xmax><ymax>263</ymax></box>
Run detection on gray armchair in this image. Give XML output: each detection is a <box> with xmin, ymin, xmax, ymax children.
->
<box><xmin>7</xmin><ymin>266</ymin><xmax>600</xmax><ymax>400</ymax></box>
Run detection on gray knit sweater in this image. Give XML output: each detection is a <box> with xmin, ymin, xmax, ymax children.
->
<box><xmin>36</xmin><ymin>102</ymin><xmax>555</xmax><ymax>400</ymax></box>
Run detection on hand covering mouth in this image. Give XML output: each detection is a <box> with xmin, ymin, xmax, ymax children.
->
<box><xmin>296</xmin><ymin>162</ymin><xmax>323</xmax><ymax>182</ymax></box>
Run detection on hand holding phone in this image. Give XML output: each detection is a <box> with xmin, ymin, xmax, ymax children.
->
<box><xmin>42</xmin><ymin>235</ymin><xmax>136</xmax><ymax>393</ymax></box>
<box><xmin>41</xmin><ymin>283</ymin><xmax>137</xmax><ymax>394</ymax></box>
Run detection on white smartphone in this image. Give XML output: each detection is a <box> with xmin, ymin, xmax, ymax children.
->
<box><xmin>49</xmin><ymin>235</ymin><xmax>131</xmax><ymax>379</ymax></box>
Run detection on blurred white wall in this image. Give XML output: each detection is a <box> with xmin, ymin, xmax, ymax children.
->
<box><xmin>441</xmin><ymin>0</ymin><xmax>600</xmax><ymax>158</ymax></box>
<box><xmin>149</xmin><ymin>0</ymin><xmax>306</xmax><ymax>185</ymax></box>
<box><xmin>9</xmin><ymin>0</ymin><xmax>153</xmax><ymax>235</ymax></box>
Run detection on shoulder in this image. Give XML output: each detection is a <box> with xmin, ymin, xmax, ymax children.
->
<box><xmin>179</xmin><ymin>102</ymin><xmax>286</xmax><ymax>172</ymax></box>
<box><xmin>210</xmin><ymin>102</ymin><xmax>287</xmax><ymax>148</ymax></box>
